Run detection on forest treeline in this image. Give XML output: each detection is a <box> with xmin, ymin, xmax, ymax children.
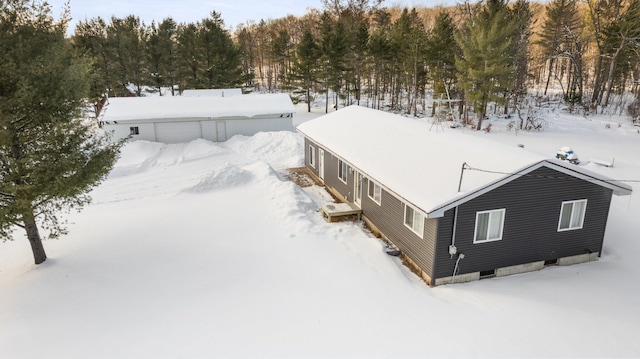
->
<box><xmin>72</xmin><ymin>0</ymin><xmax>640</xmax><ymax>128</ymax></box>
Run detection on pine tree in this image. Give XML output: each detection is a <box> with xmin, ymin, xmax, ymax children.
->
<box><xmin>586</xmin><ymin>0</ymin><xmax>634</xmax><ymax>107</ymax></box>
<box><xmin>291</xmin><ymin>29</ymin><xmax>322</xmax><ymax>112</ymax></box>
<box><xmin>176</xmin><ymin>23</ymin><xmax>200</xmax><ymax>91</ymax></box>
<box><xmin>271</xmin><ymin>29</ymin><xmax>292</xmax><ymax>89</ymax></box>
<box><xmin>146</xmin><ymin>18</ymin><xmax>177</xmax><ymax>95</ymax></box>
<box><xmin>390</xmin><ymin>8</ymin><xmax>428</xmax><ymax>114</ymax></box>
<box><xmin>455</xmin><ymin>0</ymin><xmax>517</xmax><ymax>129</ymax></box>
<box><xmin>106</xmin><ymin>15</ymin><xmax>147</xmax><ymax>96</ymax></box>
<box><xmin>338</xmin><ymin>9</ymin><xmax>369</xmax><ymax>106</ymax></box>
<box><xmin>320</xmin><ymin>12</ymin><xmax>349</xmax><ymax>111</ymax></box>
<box><xmin>367</xmin><ymin>9</ymin><xmax>393</xmax><ymax>110</ymax></box>
<box><xmin>598</xmin><ymin>0</ymin><xmax>640</xmax><ymax>106</ymax></box>
<box><xmin>426</xmin><ymin>11</ymin><xmax>458</xmax><ymax>101</ymax></box>
<box><xmin>537</xmin><ymin>0</ymin><xmax>583</xmax><ymax>102</ymax></box>
<box><xmin>0</xmin><ymin>0</ymin><xmax>123</xmax><ymax>264</ymax></box>
<box><xmin>508</xmin><ymin>0</ymin><xmax>533</xmax><ymax>110</ymax></box>
<box><xmin>198</xmin><ymin>12</ymin><xmax>243</xmax><ymax>89</ymax></box>
<box><xmin>73</xmin><ymin>17</ymin><xmax>113</xmax><ymax>103</ymax></box>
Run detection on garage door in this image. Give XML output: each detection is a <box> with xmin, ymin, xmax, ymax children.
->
<box><xmin>155</xmin><ymin>121</ymin><xmax>202</xmax><ymax>143</ymax></box>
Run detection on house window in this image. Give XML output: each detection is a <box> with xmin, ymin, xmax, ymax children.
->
<box><xmin>309</xmin><ymin>145</ymin><xmax>316</xmax><ymax>168</ymax></box>
<box><xmin>130</xmin><ymin>126</ymin><xmax>139</xmax><ymax>135</ymax></box>
<box><xmin>404</xmin><ymin>203</ymin><xmax>424</xmax><ymax>238</ymax></box>
<box><xmin>368</xmin><ymin>180</ymin><xmax>381</xmax><ymax>205</ymax></box>
<box><xmin>558</xmin><ymin>199</ymin><xmax>587</xmax><ymax>231</ymax></box>
<box><xmin>474</xmin><ymin>209</ymin><xmax>505</xmax><ymax>243</ymax></box>
<box><xmin>338</xmin><ymin>160</ymin><xmax>348</xmax><ymax>183</ymax></box>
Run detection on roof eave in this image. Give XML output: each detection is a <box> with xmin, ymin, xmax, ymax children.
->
<box><xmin>427</xmin><ymin>159</ymin><xmax>632</xmax><ymax>218</ymax></box>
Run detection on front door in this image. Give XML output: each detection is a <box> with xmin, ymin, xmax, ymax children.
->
<box><xmin>216</xmin><ymin>121</ymin><xmax>226</xmax><ymax>142</ymax></box>
<box><xmin>318</xmin><ymin>149</ymin><xmax>325</xmax><ymax>181</ymax></box>
<box><xmin>354</xmin><ymin>171</ymin><xmax>363</xmax><ymax>207</ymax></box>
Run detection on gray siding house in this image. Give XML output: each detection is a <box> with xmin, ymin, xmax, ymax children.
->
<box><xmin>297</xmin><ymin>106</ymin><xmax>632</xmax><ymax>286</ymax></box>
<box><xmin>101</xmin><ymin>93</ymin><xmax>294</xmax><ymax>144</ymax></box>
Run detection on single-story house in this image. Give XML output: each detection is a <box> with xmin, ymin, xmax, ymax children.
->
<box><xmin>297</xmin><ymin>105</ymin><xmax>632</xmax><ymax>286</ymax></box>
<box><xmin>101</xmin><ymin>93</ymin><xmax>294</xmax><ymax>143</ymax></box>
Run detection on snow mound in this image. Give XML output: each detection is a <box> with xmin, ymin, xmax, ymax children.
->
<box><xmin>185</xmin><ymin>163</ymin><xmax>253</xmax><ymax>192</ymax></box>
<box><xmin>110</xmin><ymin>139</ymin><xmax>228</xmax><ymax>178</ymax></box>
<box><xmin>225</xmin><ymin>131</ymin><xmax>304</xmax><ymax>169</ymax></box>
<box><xmin>109</xmin><ymin>141</ymin><xmax>165</xmax><ymax>177</ymax></box>
<box><xmin>115</xmin><ymin>140</ymin><xmax>164</xmax><ymax>168</ymax></box>
<box><xmin>181</xmin><ymin>138</ymin><xmax>228</xmax><ymax>162</ymax></box>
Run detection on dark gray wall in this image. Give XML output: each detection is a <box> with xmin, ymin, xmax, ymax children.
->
<box><xmin>361</xmin><ymin>178</ymin><xmax>437</xmax><ymax>278</ymax></box>
<box><xmin>433</xmin><ymin>166</ymin><xmax>613</xmax><ymax>279</ymax></box>
<box><xmin>303</xmin><ymin>137</ymin><xmax>439</xmax><ymax>278</ymax></box>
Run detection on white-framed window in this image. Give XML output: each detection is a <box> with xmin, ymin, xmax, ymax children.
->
<box><xmin>338</xmin><ymin>159</ymin><xmax>348</xmax><ymax>183</ymax></box>
<box><xmin>474</xmin><ymin>208</ymin><xmax>505</xmax><ymax>243</ymax></box>
<box><xmin>309</xmin><ymin>145</ymin><xmax>316</xmax><ymax>168</ymax></box>
<box><xmin>130</xmin><ymin>126</ymin><xmax>139</xmax><ymax>135</ymax></box>
<box><xmin>368</xmin><ymin>180</ymin><xmax>381</xmax><ymax>205</ymax></box>
<box><xmin>404</xmin><ymin>203</ymin><xmax>424</xmax><ymax>238</ymax></box>
<box><xmin>558</xmin><ymin>199</ymin><xmax>587</xmax><ymax>231</ymax></box>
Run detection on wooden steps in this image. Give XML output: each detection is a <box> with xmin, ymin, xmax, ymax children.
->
<box><xmin>321</xmin><ymin>202</ymin><xmax>361</xmax><ymax>223</ymax></box>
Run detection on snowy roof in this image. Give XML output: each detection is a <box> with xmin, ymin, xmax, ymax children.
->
<box><xmin>181</xmin><ymin>88</ymin><xmax>243</xmax><ymax>97</ymax></box>
<box><xmin>297</xmin><ymin>106</ymin><xmax>632</xmax><ymax>217</ymax></box>
<box><xmin>101</xmin><ymin>93</ymin><xmax>294</xmax><ymax>123</ymax></box>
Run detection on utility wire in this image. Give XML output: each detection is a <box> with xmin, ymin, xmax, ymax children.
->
<box><xmin>464</xmin><ymin>163</ymin><xmax>640</xmax><ymax>183</ymax></box>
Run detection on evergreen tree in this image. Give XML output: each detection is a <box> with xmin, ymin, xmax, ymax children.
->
<box><xmin>425</xmin><ymin>11</ymin><xmax>458</xmax><ymax>101</ymax></box>
<box><xmin>598</xmin><ymin>0</ymin><xmax>640</xmax><ymax>106</ymax></box>
<box><xmin>0</xmin><ymin>0</ymin><xmax>123</xmax><ymax>264</ymax></box>
<box><xmin>508</xmin><ymin>0</ymin><xmax>533</xmax><ymax>110</ymax></box>
<box><xmin>339</xmin><ymin>9</ymin><xmax>369</xmax><ymax>106</ymax></box>
<box><xmin>176</xmin><ymin>23</ymin><xmax>200</xmax><ymax>91</ymax></box>
<box><xmin>146</xmin><ymin>18</ymin><xmax>178</xmax><ymax>95</ymax></box>
<box><xmin>320</xmin><ymin>12</ymin><xmax>349</xmax><ymax>111</ymax></box>
<box><xmin>367</xmin><ymin>9</ymin><xmax>393</xmax><ymax>109</ymax></box>
<box><xmin>455</xmin><ymin>0</ymin><xmax>517</xmax><ymax>129</ymax></box>
<box><xmin>236</xmin><ymin>26</ymin><xmax>257</xmax><ymax>88</ymax></box>
<box><xmin>271</xmin><ymin>29</ymin><xmax>292</xmax><ymax>89</ymax></box>
<box><xmin>73</xmin><ymin>17</ymin><xmax>113</xmax><ymax>103</ymax></box>
<box><xmin>198</xmin><ymin>12</ymin><xmax>243</xmax><ymax>89</ymax></box>
<box><xmin>106</xmin><ymin>15</ymin><xmax>147</xmax><ymax>96</ymax></box>
<box><xmin>390</xmin><ymin>8</ymin><xmax>428</xmax><ymax>114</ymax></box>
<box><xmin>537</xmin><ymin>0</ymin><xmax>583</xmax><ymax>103</ymax></box>
<box><xmin>586</xmin><ymin>0</ymin><xmax>634</xmax><ymax>107</ymax></box>
<box><xmin>291</xmin><ymin>29</ymin><xmax>322</xmax><ymax>112</ymax></box>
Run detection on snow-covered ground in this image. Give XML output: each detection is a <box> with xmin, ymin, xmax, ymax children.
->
<box><xmin>1</xmin><ymin>104</ymin><xmax>639</xmax><ymax>358</ymax></box>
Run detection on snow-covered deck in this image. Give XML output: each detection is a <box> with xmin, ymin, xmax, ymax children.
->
<box><xmin>320</xmin><ymin>202</ymin><xmax>361</xmax><ymax>222</ymax></box>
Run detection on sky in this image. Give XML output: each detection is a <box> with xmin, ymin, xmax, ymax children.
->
<box><xmin>46</xmin><ymin>0</ymin><xmax>459</xmax><ymax>33</ymax></box>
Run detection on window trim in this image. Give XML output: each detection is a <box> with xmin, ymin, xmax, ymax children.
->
<box><xmin>404</xmin><ymin>203</ymin><xmax>424</xmax><ymax>238</ymax></box>
<box><xmin>338</xmin><ymin>159</ymin><xmax>348</xmax><ymax>184</ymax></box>
<box><xmin>558</xmin><ymin>199</ymin><xmax>587</xmax><ymax>232</ymax></box>
<box><xmin>367</xmin><ymin>180</ymin><xmax>382</xmax><ymax>206</ymax></box>
<box><xmin>308</xmin><ymin>145</ymin><xmax>316</xmax><ymax>168</ymax></box>
<box><xmin>473</xmin><ymin>208</ymin><xmax>506</xmax><ymax>244</ymax></box>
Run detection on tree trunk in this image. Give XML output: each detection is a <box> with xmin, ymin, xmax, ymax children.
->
<box><xmin>24</xmin><ymin>214</ymin><xmax>47</xmax><ymax>265</ymax></box>
<box><xmin>544</xmin><ymin>57</ymin><xmax>555</xmax><ymax>95</ymax></box>
<box><xmin>591</xmin><ymin>54</ymin><xmax>604</xmax><ymax>107</ymax></box>
<box><xmin>603</xmin><ymin>42</ymin><xmax>625</xmax><ymax>107</ymax></box>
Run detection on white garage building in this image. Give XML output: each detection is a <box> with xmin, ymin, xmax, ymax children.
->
<box><xmin>101</xmin><ymin>93</ymin><xmax>295</xmax><ymax>143</ymax></box>
<box><xmin>180</xmin><ymin>88</ymin><xmax>242</xmax><ymax>97</ymax></box>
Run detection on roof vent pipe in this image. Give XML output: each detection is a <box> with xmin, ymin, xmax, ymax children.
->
<box><xmin>458</xmin><ymin>162</ymin><xmax>468</xmax><ymax>192</ymax></box>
